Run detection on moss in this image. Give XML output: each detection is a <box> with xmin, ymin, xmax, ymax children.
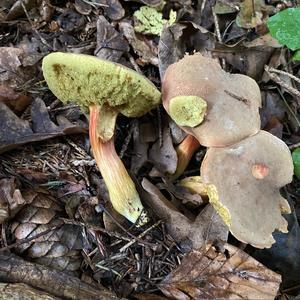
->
<box><xmin>169</xmin><ymin>95</ymin><xmax>207</xmax><ymax>127</ymax></box>
<box><xmin>42</xmin><ymin>52</ymin><xmax>161</xmax><ymax>117</ymax></box>
<box><xmin>207</xmin><ymin>184</ymin><xmax>231</xmax><ymax>226</ymax></box>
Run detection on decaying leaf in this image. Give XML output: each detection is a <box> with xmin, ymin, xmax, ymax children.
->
<box><xmin>149</xmin><ymin>118</ymin><xmax>178</xmax><ymax>175</ymax></box>
<box><xmin>119</xmin><ymin>21</ymin><xmax>158</xmax><ymax>66</ymax></box>
<box><xmin>0</xmin><ymin>84</ymin><xmax>31</xmax><ymax>114</ymax></box>
<box><xmin>159</xmin><ymin>243</ymin><xmax>281</xmax><ymax>300</ymax></box>
<box><xmin>95</xmin><ymin>16</ymin><xmax>129</xmax><ymax>62</ymax></box>
<box><xmin>253</xmin><ymin>206</ymin><xmax>300</xmax><ymax>291</ymax></box>
<box><xmin>142</xmin><ymin>178</ymin><xmax>228</xmax><ymax>250</ymax></box>
<box><xmin>213</xmin><ymin>43</ymin><xmax>274</xmax><ymax>80</ymax></box>
<box><xmin>123</xmin><ymin>0</ymin><xmax>163</xmax><ymax>7</ymax></box>
<box><xmin>0</xmin><ymin>178</ymin><xmax>27</xmax><ymax>223</ymax></box>
<box><xmin>158</xmin><ymin>22</ymin><xmax>214</xmax><ymax>79</ymax></box>
<box><xmin>131</xmin><ymin>121</ymin><xmax>156</xmax><ymax>174</ymax></box>
<box><xmin>236</xmin><ymin>0</ymin><xmax>274</xmax><ymax>29</ymax></box>
<box><xmin>0</xmin><ymin>98</ymin><xmax>87</xmax><ymax>154</ymax></box>
<box><xmin>98</xmin><ymin>0</ymin><xmax>125</xmax><ymax>21</ymax></box>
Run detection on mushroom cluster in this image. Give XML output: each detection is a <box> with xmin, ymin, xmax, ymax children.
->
<box><xmin>162</xmin><ymin>53</ymin><xmax>293</xmax><ymax>248</ymax></box>
<box><xmin>43</xmin><ymin>52</ymin><xmax>161</xmax><ymax>226</ymax></box>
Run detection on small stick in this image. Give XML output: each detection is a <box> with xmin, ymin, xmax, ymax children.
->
<box><xmin>119</xmin><ymin>221</ymin><xmax>161</xmax><ymax>252</ymax></box>
<box><xmin>265</xmin><ymin>65</ymin><xmax>300</xmax><ymax>103</ymax></box>
<box><xmin>266</xmin><ymin>66</ymin><xmax>300</xmax><ymax>85</ymax></box>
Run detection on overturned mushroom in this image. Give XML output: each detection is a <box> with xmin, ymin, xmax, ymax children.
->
<box><xmin>162</xmin><ymin>53</ymin><xmax>262</xmax><ymax>147</ymax></box>
<box><xmin>200</xmin><ymin>130</ymin><xmax>293</xmax><ymax>248</ymax></box>
<box><xmin>43</xmin><ymin>52</ymin><xmax>161</xmax><ymax>225</ymax></box>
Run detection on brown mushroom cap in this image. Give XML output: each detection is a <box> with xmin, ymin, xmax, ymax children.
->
<box><xmin>162</xmin><ymin>53</ymin><xmax>262</xmax><ymax>147</ymax></box>
<box><xmin>200</xmin><ymin>130</ymin><xmax>293</xmax><ymax>248</ymax></box>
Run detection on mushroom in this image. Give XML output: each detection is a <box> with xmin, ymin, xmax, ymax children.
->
<box><xmin>42</xmin><ymin>52</ymin><xmax>161</xmax><ymax>225</ymax></box>
<box><xmin>200</xmin><ymin>130</ymin><xmax>293</xmax><ymax>248</ymax></box>
<box><xmin>169</xmin><ymin>134</ymin><xmax>200</xmax><ymax>180</ymax></box>
<box><xmin>162</xmin><ymin>53</ymin><xmax>262</xmax><ymax>147</ymax></box>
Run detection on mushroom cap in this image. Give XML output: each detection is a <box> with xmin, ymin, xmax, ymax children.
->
<box><xmin>162</xmin><ymin>53</ymin><xmax>262</xmax><ymax>147</ymax></box>
<box><xmin>200</xmin><ymin>130</ymin><xmax>293</xmax><ymax>248</ymax></box>
<box><xmin>42</xmin><ymin>52</ymin><xmax>161</xmax><ymax>117</ymax></box>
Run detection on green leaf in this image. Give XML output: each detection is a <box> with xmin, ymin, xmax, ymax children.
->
<box><xmin>292</xmin><ymin>148</ymin><xmax>300</xmax><ymax>180</ymax></box>
<box><xmin>267</xmin><ymin>7</ymin><xmax>300</xmax><ymax>51</ymax></box>
<box><xmin>292</xmin><ymin>49</ymin><xmax>300</xmax><ymax>61</ymax></box>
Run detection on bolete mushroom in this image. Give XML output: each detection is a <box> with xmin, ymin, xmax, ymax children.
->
<box><xmin>170</xmin><ymin>134</ymin><xmax>200</xmax><ymax>180</ymax></box>
<box><xmin>200</xmin><ymin>130</ymin><xmax>293</xmax><ymax>248</ymax></box>
<box><xmin>42</xmin><ymin>52</ymin><xmax>161</xmax><ymax>225</ymax></box>
<box><xmin>162</xmin><ymin>53</ymin><xmax>262</xmax><ymax>147</ymax></box>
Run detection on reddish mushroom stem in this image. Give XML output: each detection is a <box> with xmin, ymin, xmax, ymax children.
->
<box><xmin>170</xmin><ymin>134</ymin><xmax>201</xmax><ymax>180</ymax></box>
<box><xmin>89</xmin><ymin>105</ymin><xmax>148</xmax><ymax>225</ymax></box>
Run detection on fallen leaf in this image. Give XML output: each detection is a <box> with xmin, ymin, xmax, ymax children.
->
<box><xmin>260</xmin><ymin>91</ymin><xmax>286</xmax><ymax>129</ymax></box>
<box><xmin>213</xmin><ymin>43</ymin><xmax>274</xmax><ymax>80</ymax></box>
<box><xmin>74</xmin><ymin>0</ymin><xmax>92</xmax><ymax>15</ymax></box>
<box><xmin>123</xmin><ymin>0</ymin><xmax>163</xmax><ymax>7</ymax></box>
<box><xmin>0</xmin><ymin>98</ymin><xmax>87</xmax><ymax>154</ymax></box>
<box><xmin>130</xmin><ymin>121</ymin><xmax>155</xmax><ymax>174</ymax></box>
<box><xmin>142</xmin><ymin>178</ymin><xmax>228</xmax><ymax>250</ymax></box>
<box><xmin>244</xmin><ymin>33</ymin><xmax>282</xmax><ymax>48</ymax></box>
<box><xmin>0</xmin><ymin>178</ymin><xmax>27</xmax><ymax>223</ymax></box>
<box><xmin>236</xmin><ymin>0</ymin><xmax>274</xmax><ymax>29</ymax></box>
<box><xmin>119</xmin><ymin>21</ymin><xmax>158</xmax><ymax>66</ymax></box>
<box><xmin>158</xmin><ymin>22</ymin><xmax>214</xmax><ymax>79</ymax></box>
<box><xmin>98</xmin><ymin>0</ymin><xmax>125</xmax><ymax>21</ymax></box>
<box><xmin>159</xmin><ymin>243</ymin><xmax>281</xmax><ymax>300</ymax></box>
<box><xmin>5</xmin><ymin>0</ymin><xmax>39</xmax><ymax>21</ymax></box>
<box><xmin>149</xmin><ymin>118</ymin><xmax>178</xmax><ymax>175</ymax></box>
<box><xmin>56</xmin><ymin>9</ymin><xmax>85</xmax><ymax>33</ymax></box>
<box><xmin>0</xmin><ymin>84</ymin><xmax>31</xmax><ymax>114</ymax></box>
<box><xmin>253</xmin><ymin>208</ymin><xmax>300</xmax><ymax>291</ymax></box>
<box><xmin>94</xmin><ymin>16</ymin><xmax>129</xmax><ymax>62</ymax></box>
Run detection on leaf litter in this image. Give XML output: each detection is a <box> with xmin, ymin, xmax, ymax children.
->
<box><xmin>0</xmin><ymin>0</ymin><xmax>300</xmax><ymax>299</ymax></box>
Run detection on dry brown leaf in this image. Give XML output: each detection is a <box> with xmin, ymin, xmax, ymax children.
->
<box><xmin>97</xmin><ymin>0</ymin><xmax>124</xmax><ymax>20</ymax></box>
<box><xmin>119</xmin><ymin>21</ymin><xmax>158</xmax><ymax>66</ymax></box>
<box><xmin>142</xmin><ymin>178</ymin><xmax>228</xmax><ymax>250</ymax></box>
<box><xmin>131</xmin><ymin>121</ymin><xmax>156</xmax><ymax>174</ymax></box>
<box><xmin>213</xmin><ymin>43</ymin><xmax>274</xmax><ymax>80</ymax></box>
<box><xmin>236</xmin><ymin>0</ymin><xmax>274</xmax><ymax>29</ymax></box>
<box><xmin>95</xmin><ymin>16</ymin><xmax>129</xmax><ymax>62</ymax></box>
<box><xmin>158</xmin><ymin>22</ymin><xmax>214</xmax><ymax>80</ymax></box>
<box><xmin>159</xmin><ymin>243</ymin><xmax>281</xmax><ymax>300</ymax></box>
<box><xmin>123</xmin><ymin>0</ymin><xmax>163</xmax><ymax>7</ymax></box>
<box><xmin>0</xmin><ymin>98</ymin><xmax>87</xmax><ymax>154</ymax></box>
<box><xmin>149</xmin><ymin>118</ymin><xmax>178</xmax><ymax>175</ymax></box>
<box><xmin>0</xmin><ymin>84</ymin><xmax>31</xmax><ymax>114</ymax></box>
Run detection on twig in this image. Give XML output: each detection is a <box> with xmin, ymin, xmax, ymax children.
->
<box><xmin>266</xmin><ymin>66</ymin><xmax>300</xmax><ymax>85</ymax></box>
<box><xmin>265</xmin><ymin>65</ymin><xmax>300</xmax><ymax>103</ymax></box>
<box><xmin>119</xmin><ymin>221</ymin><xmax>162</xmax><ymax>252</ymax></box>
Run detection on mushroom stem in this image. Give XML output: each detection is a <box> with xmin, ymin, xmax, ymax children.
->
<box><xmin>89</xmin><ymin>105</ymin><xmax>148</xmax><ymax>226</ymax></box>
<box><xmin>170</xmin><ymin>135</ymin><xmax>200</xmax><ymax>180</ymax></box>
